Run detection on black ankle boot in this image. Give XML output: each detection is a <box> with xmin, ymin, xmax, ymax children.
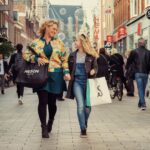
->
<box><xmin>47</xmin><ymin>119</ymin><xmax>54</xmax><ymax>133</ymax></box>
<box><xmin>41</xmin><ymin>125</ymin><xmax>49</xmax><ymax>138</ymax></box>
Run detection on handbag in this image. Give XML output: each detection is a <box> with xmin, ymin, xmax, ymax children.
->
<box><xmin>15</xmin><ymin>46</ymin><xmax>48</xmax><ymax>88</ymax></box>
<box><xmin>86</xmin><ymin>77</ymin><xmax>112</xmax><ymax>106</ymax></box>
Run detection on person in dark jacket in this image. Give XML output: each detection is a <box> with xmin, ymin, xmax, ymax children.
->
<box><xmin>126</xmin><ymin>38</ymin><xmax>150</xmax><ymax>110</ymax></box>
<box><xmin>9</xmin><ymin>44</ymin><xmax>24</xmax><ymax>105</ymax></box>
<box><xmin>109</xmin><ymin>50</ymin><xmax>127</xmax><ymax>91</ymax></box>
<box><xmin>8</xmin><ymin>52</ymin><xmax>17</xmax><ymax>83</ymax></box>
<box><xmin>0</xmin><ymin>53</ymin><xmax>9</xmax><ymax>94</ymax></box>
<box><xmin>125</xmin><ymin>50</ymin><xmax>135</xmax><ymax>96</ymax></box>
<box><xmin>66</xmin><ymin>33</ymin><xmax>98</xmax><ymax>137</ymax></box>
<box><xmin>96</xmin><ymin>47</ymin><xmax>110</xmax><ymax>81</ymax></box>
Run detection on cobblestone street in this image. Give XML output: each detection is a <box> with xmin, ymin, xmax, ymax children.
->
<box><xmin>0</xmin><ymin>87</ymin><xmax>150</xmax><ymax>150</ymax></box>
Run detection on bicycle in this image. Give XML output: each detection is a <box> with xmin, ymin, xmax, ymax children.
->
<box><xmin>108</xmin><ymin>67</ymin><xmax>123</xmax><ymax>101</ymax></box>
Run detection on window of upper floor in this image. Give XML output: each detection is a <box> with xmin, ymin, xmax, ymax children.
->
<box><xmin>130</xmin><ymin>0</ymin><xmax>138</xmax><ymax>18</ymax></box>
<box><xmin>145</xmin><ymin>0</ymin><xmax>150</xmax><ymax>8</ymax></box>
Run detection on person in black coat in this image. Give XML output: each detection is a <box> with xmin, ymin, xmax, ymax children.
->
<box><xmin>125</xmin><ymin>50</ymin><xmax>135</xmax><ymax>96</ymax></box>
<box><xmin>9</xmin><ymin>44</ymin><xmax>24</xmax><ymax>105</ymax></box>
<box><xmin>8</xmin><ymin>52</ymin><xmax>17</xmax><ymax>83</ymax></box>
<box><xmin>126</xmin><ymin>38</ymin><xmax>150</xmax><ymax>110</ymax></box>
<box><xmin>96</xmin><ymin>48</ymin><xmax>110</xmax><ymax>81</ymax></box>
<box><xmin>109</xmin><ymin>50</ymin><xmax>127</xmax><ymax>91</ymax></box>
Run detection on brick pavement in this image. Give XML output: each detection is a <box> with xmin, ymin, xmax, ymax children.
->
<box><xmin>0</xmin><ymin>87</ymin><xmax>150</xmax><ymax>150</ymax></box>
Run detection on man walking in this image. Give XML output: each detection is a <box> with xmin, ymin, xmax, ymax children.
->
<box><xmin>127</xmin><ymin>38</ymin><xmax>150</xmax><ymax>110</ymax></box>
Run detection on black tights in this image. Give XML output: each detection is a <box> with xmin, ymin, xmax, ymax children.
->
<box><xmin>37</xmin><ymin>91</ymin><xmax>57</xmax><ymax>126</ymax></box>
<box><xmin>16</xmin><ymin>84</ymin><xmax>24</xmax><ymax>98</ymax></box>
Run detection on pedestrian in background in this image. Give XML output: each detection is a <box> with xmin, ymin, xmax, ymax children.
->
<box><xmin>126</xmin><ymin>38</ymin><xmax>150</xmax><ymax>110</ymax></box>
<box><xmin>109</xmin><ymin>49</ymin><xmax>127</xmax><ymax>91</ymax></box>
<box><xmin>9</xmin><ymin>49</ymin><xmax>17</xmax><ymax>84</ymax></box>
<box><xmin>9</xmin><ymin>44</ymin><xmax>24</xmax><ymax>105</ymax></box>
<box><xmin>125</xmin><ymin>50</ymin><xmax>135</xmax><ymax>96</ymax></box>
<box><xmin>96</xmin><ymin>47</ymin><xmax>110</xmax><ymax>82</ymax></box>
<box><xmin>23</xmin><ymin>19</ymin><xmax>71</xmax><ymax>138</ymax></box>
<box><xmin>0</xmin><ymin>53</ymin><xmax>9</xmax><ymax>94</ymax></box>
<box><xmin>66</xmin><ymin>33</ymin><xmax>98</xmax><ymax>137</ymax></box>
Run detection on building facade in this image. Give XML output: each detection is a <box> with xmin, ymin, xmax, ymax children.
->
<box><xmin>49</xmin><ymin>5</ymin><xmax>84</xmax><ymax>50</ymax></box>
<box><xmin>0</xmin><ymin>0</ymin><xmax>14</xmax><ymax>43</ymax></box>
<box><xmin>0</xmin><ymin>0</ymin><xmax>43</xmax><ymax>47</ymax></box>
<box><xmin>99</xmin><ymin>0</ymin><xmax>114</xmax><ymax>49</ymax></box>
<box><xmin>127</xmin><ymin>0</ymin><xmax>150</xmax><ymax>50</ymax></box>
<box><xmin>113</xmin><ymin>0</ymin><xmax>130</xmax><ymax>54</ymax></box>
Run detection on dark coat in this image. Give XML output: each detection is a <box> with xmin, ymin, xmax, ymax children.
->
<box><xmin>96</xmin><ymin>54</ymin><xmax>110</xmax><ymax>80</ymax></box>
<box><xmin>66</xmin><ymin>50</ymin><xmax>97</xmax><ymax>99</ymax></box>
<box><xmin>109</xmin><ymin>53</ymin><xmax>124</xmax><ymax>77</ymax></box>
<box><xmin>8</xmin><ymin>53</ymin><xmax>17</xmax><ymax>70</ymax></box>
<box><xmin>126</xmin><ymin>47</ymin><xmax>150</xmax><ymax>74</ymax></box>
<box><xmin>8</xmin><ymin>52</ymin><xmax>23</xmax><ymax>81</ymax></box>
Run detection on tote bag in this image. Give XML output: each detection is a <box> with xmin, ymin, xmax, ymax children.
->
<box><xmin>86</xmin><ymin>77</ymin><xmax>112</xmax><ymax>106</ymax></box>
<box><xmin>15</xmin><ymin>61</ymin><xmax>48</xmax><ymax>88</ymax></box>
<box><xmin>15</xmin><ymin>46</ymin><xmax>48</xmax><ymax>88</ymax></box>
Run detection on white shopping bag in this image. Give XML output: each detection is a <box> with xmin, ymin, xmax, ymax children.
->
<box><xmin>86</xmin><ymin>77</ymin><xmax>112</xmax><ymax>106</ymax></box>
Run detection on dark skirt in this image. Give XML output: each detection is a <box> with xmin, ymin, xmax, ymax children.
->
<box><xmin>33</xmin><ymin>71</ymin><xmax>66</xmax><ymax>94</ymax></box>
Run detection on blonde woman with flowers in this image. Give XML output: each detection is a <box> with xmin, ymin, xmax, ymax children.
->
<box><xmin>23</xmin><ymin>19</ymin><xmax>71</xmax><ymax>138</ymax></box>
<box><xmin>66</xmin><ymin>33</ymin><xmax>98</xmax><ymax>137</ymax></box>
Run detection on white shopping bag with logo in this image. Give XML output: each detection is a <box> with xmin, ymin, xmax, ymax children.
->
<box><xmin>86</xmin><ymin>77</ymin><xmax>112</xmax><ymax>106</ymax></box>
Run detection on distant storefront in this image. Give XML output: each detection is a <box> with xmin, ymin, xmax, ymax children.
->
<box><xmin>127</xmin><ymin>14</ymin><xmax>150</xmax><ymax>50</ymax></box>
<box><xmin>113</xmin><ymin>26</ymin><xmax>127</xmax><ymax>54</ymax></box>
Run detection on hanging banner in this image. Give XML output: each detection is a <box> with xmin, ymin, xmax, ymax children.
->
<box><xmin>93</xmin><ymin>15</ymin><xmax>99</xmax><ymax>40</ymax></box>
<box><xmin>137</xmin><ymin>22</ymin><xmax>142</xmax><ymax>35</ymax></box>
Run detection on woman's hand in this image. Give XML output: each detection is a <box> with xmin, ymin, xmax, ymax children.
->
<box><xmin>38</xmin><ymin>58</ymin><xmax>49</xmax><ymax>66</ymax></box>
<box><xmin>90</xmin><ymin>69</ymin><xmax>96</xmax><ymax>76</ymax></box>
<box><xmin>4</xmin><ymin>74</ymin><xmax>9</xmax><ymax>80</ymax></box>
<box><xmin>64</xmin><ymin>74</ymin><xmax>71</xmax><ymax>81</ymax></box>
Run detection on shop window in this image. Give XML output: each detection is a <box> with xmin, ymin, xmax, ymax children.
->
<box><xmin>129</xmin><ymin>35</ymin><xmax>134</xmax><ymax>50</ymax></box>
<box><xmin>13</xmin><ymin>11</ymin><xmax>18</xmax><ymax>21</ymax></box>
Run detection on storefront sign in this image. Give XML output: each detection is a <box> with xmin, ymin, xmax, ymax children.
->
<box><xmin>106</xmin><ymin>35</ymin><xmax>113</xmax><ymax>42</ymax></box>
<box><xmin>105</xmin><ymin>7</ymin><xmax>112</xmax><ymax>14</ymax></box>
<box><xmin>137</xmin><ymin>22</ymin><xmax>142</xmax><ymax>35</ymax></box>
<box><xmin>146</xmin><ymin>8</ymin><xmax>150</xmax><ymax>19</ymax></box>
<box><xmin>104</xmin><ymin>42</ymin><xmax>112</xmax><ymax>49</ymax></box>
<box><xmin>93</xmin><ymin>15</ymin><xmax>99</xmax><ymax>40</ymax></box>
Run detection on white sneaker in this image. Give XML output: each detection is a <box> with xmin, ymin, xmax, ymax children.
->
<box><xmin>141</xmin><ymin>107</ymin><xmax>146</xmax><ymax>111</ymax></box>
<box><xmin>18</xmin><ymin>97</ymin><xmax>23</xmax><ymax>105</ymax></box>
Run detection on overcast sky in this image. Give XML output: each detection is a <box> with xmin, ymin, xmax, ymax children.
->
<box><xmin>49</xmin><ymin>0</ymin><xmax>99</xmax><ymax>27</ymax></box>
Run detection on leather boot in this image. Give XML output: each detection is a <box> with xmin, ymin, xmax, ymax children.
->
<box><xmin>41</xmin><ymin>125</ymin><xmax>49</xmax><ymax>138</ymax></box>
<box><xmin>47</xmin><ymin>119</ymin><xmax>54</xmax><ymax>133</ymax></box>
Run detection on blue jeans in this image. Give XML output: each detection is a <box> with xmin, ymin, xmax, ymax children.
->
<box><xmin>73</xmin><ymin>76</ymin><xmax>91</xmax><ymax>130</ymax></box>
<box><xmin>135</xmin><ymin>73</ymin><xmax>148</xmax><ymax>107</ymax></box>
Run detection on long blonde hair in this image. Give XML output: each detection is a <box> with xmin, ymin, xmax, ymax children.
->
<box><xmin>39</xmin><ymin>19</ymin><xmax>59</xmax><ymax>37</ymax></box>
<box><xmin>78</xmin><ymin>34</ymin><xmax>99</xmax><ymax>58</ymax></box>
